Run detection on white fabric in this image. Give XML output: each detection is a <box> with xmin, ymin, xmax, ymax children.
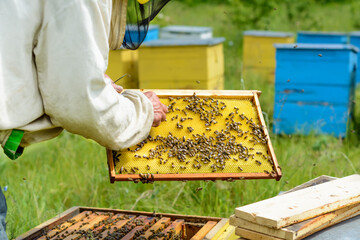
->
<box><xmin>0</xmin><ymin>0</ymin><xmax>153</xmax><ymax>150</ymax></box>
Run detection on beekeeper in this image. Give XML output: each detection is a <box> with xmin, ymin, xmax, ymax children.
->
<box><xmin>0</xmin><ymin>0</ymin><xmax>170</xmax><ymax>238</ymax></box>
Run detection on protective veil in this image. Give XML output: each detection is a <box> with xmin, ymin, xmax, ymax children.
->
<box><xmin>122</xmin><ymin>0</ymin><xmax>171</xmax><ymax>49</ymax></box>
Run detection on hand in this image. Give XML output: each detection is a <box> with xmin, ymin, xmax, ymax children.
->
<box><xmin>143</xmin><ymin>91</ymin><xmax>168</xmax><ymax>127</ymax></box>
<box><xmin>104</xmin><ymin>74</ymin><xmax>123</xmax><ymax>93</ymax></box>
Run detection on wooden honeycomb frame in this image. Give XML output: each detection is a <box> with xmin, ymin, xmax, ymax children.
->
<box><xmin>107</xmin><ymin>90</ymin><xmax>281</xmax><ymax>183</ymax></box>
<box><xmin>16</xmin><ymin>207</ymin><xmax>224</xmax><ymax>240</ymax></box>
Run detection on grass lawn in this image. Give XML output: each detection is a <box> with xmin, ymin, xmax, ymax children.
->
<box><xmin>1</xmin><ymin>1</ymin><xmax>360</xmax><ymax>238</ymax></box>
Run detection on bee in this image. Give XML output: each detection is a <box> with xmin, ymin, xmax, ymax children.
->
<box><xmin>238</xmin><ymin>166</ymin><xmax>243</xmax><ymax>171</ymax></box>
<box><xmin>255</xmin><ymin>160</ymin><xmax>262</xmax><ymax>165</ymax></box>
<box><xmin>196</xmin><ymin>187</ymin><xmax>203</xmax><ymax>192</ymax></box>
<box><xmin>147</xmin><ymin>165</ymin><xmax>150</xmax><ymax>170</ymax></box>
<box><xmin>318</xmin><ymin>53</ymin><xmax>322</xmax><ymax>57</ymax></box>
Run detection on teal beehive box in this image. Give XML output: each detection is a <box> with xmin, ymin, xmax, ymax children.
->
<box><xmin>350</xmin><ymin>32</ymin><xmax>360</xmax><ymax>84</ymax></box>
<box><xmin>273</xmin><ymin>44</ymin><xmax>358</xmax><ymax>137</ymax></box>
<box><xmin>297</xmin><ymin>31</ymin><xmax>348</xmax><ymax>44</ymax></box>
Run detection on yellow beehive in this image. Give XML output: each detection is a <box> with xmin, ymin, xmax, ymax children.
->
<box><xmin>138</xmin><ymin>38</ymin><xmax>225</xmax><ymax>90</ymax></box>
<box><xmin>105</xmin><ymin>49</ymin><xmax>139</xmax><ymax>89</ymax></box>
<box><xmin>242</xmin><ymin>30</ymin><xmax>294</xmax><ymax>82</ymax></box>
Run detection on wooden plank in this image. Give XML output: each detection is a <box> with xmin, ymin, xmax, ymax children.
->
<box><xmin>235</xmin><ymin>227</ymin><xmax>285</xmax><ymax>240</ymax></box>
<box><xmin>231</xmin><ymin>203</ymin><xmax>360</xmax><ymax>240</ymax></box>
<box><xmin>120</xmin><ymin>216</ymin><xmax>156</xmax><ymax>240</ymax></box>
<box><xmin>16</xmin><ymin>207</ymin><xmax>81</xmax><ymax>240</ymax></box>
<box><xmin>142</xmin><ymin>217</ymin><xmax>171</xmax><ymax>238</ymax></box>
<box><xmin>190</xmin><ymin>221</ymin><xmax>217</xmax><ymax>240</ymax></box>
<box><xmin>235</xmin><ymin>174</ymin><xmax>360</xmax><ymax>229</ymax></box>
<box><xmin>158</xmin><ymin>219</ymin><xmax>185</xmax><ymax>240</ymax></box>
<box><xmin>280</xmin><ymin>175</ymin><xmax>337</xmax><ymax>195</ymax></box>
<box><xmin>295</xmin><ymin>203</ymin><xmax>360</xmax><ymax>239</ymax></box>
<box><xmin>204</xmin><ymin>218</ymin><xmax>229</xmax><ymax>240</ymax></box>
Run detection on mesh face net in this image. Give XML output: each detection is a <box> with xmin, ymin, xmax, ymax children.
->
<box><xmin>122</xmin><ymin>0</ymin><xmax>170</xmax><ymax>50</ymax></box>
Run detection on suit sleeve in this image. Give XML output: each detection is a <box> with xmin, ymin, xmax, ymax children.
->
<box><xmin>34</xmin><ymin>0</ymin><xmax>153</xmax><ymax>150</ymax></box>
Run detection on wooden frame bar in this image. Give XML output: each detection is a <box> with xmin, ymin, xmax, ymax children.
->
<box><xmin>107</xmin><ymin>90</ymin><xmax>281</xmax><ymax>183</ymax></box>
<box><xmin>16</xmin><ymin>206</ymin><xmax>223</xmax><ymax>240</ymax></box>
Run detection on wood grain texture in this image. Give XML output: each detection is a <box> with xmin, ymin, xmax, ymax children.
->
<box><xmin>235</xmin><ymin>227</ymin><xmax>284</xmax><ymax>240</ymax></box>
<box><xmin>190</xmin><ymin>221</ymin><xmax>217</xmax><ymax>240</ymax></box>
<box><xmin>235</xmin><ymin>174</ymin><xmax>360</xmax><ymax>229</ymax></box>
<box><xmin>204</xmin><ymin>218</ymin><xmax>229</xmax><ymax>240</ymax></box>
<box><xmin>231</xmin><ymin>204</ymin><xmax>360</xmax><ymax>240</ymax></box>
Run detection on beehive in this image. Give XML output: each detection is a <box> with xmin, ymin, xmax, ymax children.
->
<box><xmin>273</xmin><ymin>44</ymin><xmax>358</xmax><ymax>137</ymax></box>
<box><xmin>107</xmin><ymin>90</ymin><xmax>281</xmax><ymax>183</ymax></box>
<box><xmin>106</xmin><ymin>49</ymin><xmax>139</xmax><ymax>89</ymax></box>
<box><xmin>297</xmin><ymin>31</ymin><xmax>348</xmax><ymax>44</ymax></box>
<box><xmin>350</xmin><ymin>32</ymin><xmax>360</xmax><ymax>84</ymax></box>
<box><xmin>138</xmin><ymin>38</ymin><xmax>225</xmax><ymax>90</ymax></box>
<box><xmin>242</xmin><ymin>30</ymin><xmax>294</xmax><ymax>82</ymax></box>
<box><xmin>160</xmin><ymin>25</ymin><xmax>213</xmax><ymax>39</ymax></box>
<box><xmin>105</xmin><ymin>25</ymin><xmax>160</xmax><ymax>89</ymax></box>
<box><xmin>16</xmin><ymin>207</ymin><xmax>237</xmax><ymax>240</ymax></box>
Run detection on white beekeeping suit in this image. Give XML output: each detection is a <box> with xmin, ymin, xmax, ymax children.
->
<box><xmin>0</xmin><ymin>0</ymin><xmax>155</xmax><ymax>155</ymax></box>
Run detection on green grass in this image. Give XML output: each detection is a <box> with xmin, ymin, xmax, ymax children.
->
<box><xmin>2</xmin><ymin>1</ymin><xmax>360</xmax><ymax>238</ymax></box>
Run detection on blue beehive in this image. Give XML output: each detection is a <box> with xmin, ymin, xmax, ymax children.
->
<box><xmin>273</xmin><ymin>44</ymin><xmax>358</xmax><ymax>137</ymax></box>
<box><xmin>124</xmin><ymin>25</ymin><xmax>159</xmax><ymax>44</ymax></box>
<box><xmin>297</xmin><ymin>31</ymin><xmax>348</xmax><ymax>44</ymax></box>
<box><xmin>350</xmin><ymin>32</ymin><xmax>360</xmax><ymax>84</ymax></box>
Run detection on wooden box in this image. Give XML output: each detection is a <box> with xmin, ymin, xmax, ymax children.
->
<box><xmin>273</xmin><ymin>44</ymin><xmax>358</xmax><ymax>137</ymax></box>
<box><xmin>160</xmin><ymin>25</ymin><xmax>213</xmax><ymax>39</ymax></box>
<box><xmin>350</xmin><ymin>31</ymin><xmax>360</xmax><ymax>84</ymax></box>
<box><xmin>297</xmin><ymin>31</ymin><xmax>348</xmax><ymax>44</ymax></box>
<box><xmin>242</xmin><ymin>30</ymin><xmax>294</xmax><ymax>82</ymax></box>
<box><xmin>138</xmin><ymin>38</ymin><xmax>225</xmax><ymax>90</ymax></box>
<box><xmin>106</xmin><ymin>49</ymin><xmax>139</xmax><ymax>89</ymax></box>
<box><xmin>16</xmin><ymin>206</ymin><xmax>237</xmax><ymax>240</ymax></box>
<box><xmin>107</xmin><ymin>90</ymin><xmax>281</xmax><ymax>183</ymax></box>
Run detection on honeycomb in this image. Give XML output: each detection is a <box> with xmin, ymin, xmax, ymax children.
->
<box><xmin>111</xmin><ymin>92</ymin><xmax>278</xmax><ymax>181</ymax></box>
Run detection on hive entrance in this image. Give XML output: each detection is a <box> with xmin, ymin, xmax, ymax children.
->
<box><xmin>107</xmin><ymin>90</ymin><xmax>281</xmax><ymax>182</ymax></box>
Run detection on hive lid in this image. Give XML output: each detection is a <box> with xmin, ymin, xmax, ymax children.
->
<box><xmin>161</xmin><ymin>25</ymin><xmax>213</xmax><ymax>33</ymax></box>
<box><xmin>107</xmin><ymin>90</ymin><xmax>281</xmax><ymax>183</ymax></box>
<box><xmin>125</xmin><ymin>24</ymin><xmax>159</xmax><ymax>31</ymax></box>
<box><xmin>350</xmin><ymin>31</ymin><xmax>360</xmax><ymax>36</ymax></box>
<box><xmin>297</xmin><ymin>31</ymin><xmax>347</xmax><ymax>36</ymax></box>
<box><xmin>141</xmin><ymin>37</ymin><xmax>225</xmax><ymax>47</ymax></box>
<box><xmin>274</xmin><ymin>43</ymin><xmax>359</xmax><ymax>52</ymax></box>
<box><xmin>243</xmin><ymin>30</ymin><xmax>293</xmax><ymax>38</ymax></box>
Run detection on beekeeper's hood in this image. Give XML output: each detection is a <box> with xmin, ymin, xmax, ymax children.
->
<box><xmin>109</xmin><ymin>0</ymin><xmax>170</xmax><ymax>50</ymax></box>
